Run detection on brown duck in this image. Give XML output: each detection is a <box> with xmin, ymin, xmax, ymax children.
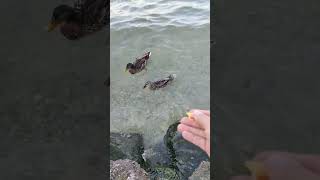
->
<box><xmin>125</xmin><ymin>52</ymin><xmax>151</xmax><ymax>74</ymax></box>
<box><xmin>47</xmin><ymin>0</ymin><xmax>108</xmax><ymax>40</ymax></box>
<box><xmin>143</xmin><ymin>74</ymin><xmax>176</xmax><ymax>90</ymax></box>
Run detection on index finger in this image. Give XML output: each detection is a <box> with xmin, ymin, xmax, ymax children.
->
<box><xmin>189</xmin><ymin>110</ymin><xmax>210</xmax><ymax>129</ymax></box>
<box><xmin>190</xmin><ymin>109</ymin><xmax>210</xmax><ymax>116</ymax></box>
<box><xmin>180</xmin><ymin>117</ymin><xmax>203</xmax><ymax>129</ymax></box>
<box><xmin>255</xmin><ymin>151</ymin><xmax>320</xmax><ymax>175</ymax></box>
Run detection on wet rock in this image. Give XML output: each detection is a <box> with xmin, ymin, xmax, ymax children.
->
<box><xmin>142</xmin><ymin>142</ymin><xmax>171</xmax><ymax>169</ymax></box>
<box><xmin>110</xmin><ymin>159</ymin><xmax>149</xmax><ymax>180</ymax></box>
<box><xmin>110</xmin><ymin>144</ymin><xmax>127</xmax><ymax>160</ymax></box>
<box><xmin>151</xmin><ymin>167</ymin><xmax>179</xmax><ymax>180</ymax></box>
<box><xmin>144</xmin><ymin>122</ymin><xmax>210</xmax><ymax>179</ymax></box>
<box><xmin>110</xmin><ymin>132</ymin><xmax>145</xmax><ymax>166</ymax></box>
<box><xmin>189</xmin><ymin>161</ymin><xmax>210</xmax><ymax>180</ymax></box>
<box><xmin>172</xmin><ymin>133</ymin><xmax>209</xmax><ymax>178</ymax></box>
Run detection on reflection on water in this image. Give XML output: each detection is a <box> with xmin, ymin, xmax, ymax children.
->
<box><xmin>110</xmin><ymin>0</ymin><xmax>210</xmax><ymax>147</ymax></box>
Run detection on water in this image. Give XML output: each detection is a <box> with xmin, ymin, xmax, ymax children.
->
<box><xmin>110</xmin><ymin>0</ymin><xmax>210</xmax><ymax>147</ymax></box>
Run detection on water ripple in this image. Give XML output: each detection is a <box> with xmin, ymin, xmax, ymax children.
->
<box><xmin>111</xmin><ymin>0</ymin><xmax>210</xmax><ymax>30</ymax></box>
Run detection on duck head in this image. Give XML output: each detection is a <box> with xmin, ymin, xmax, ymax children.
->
<box><xmin>143</xmin><ymin>81</ymin><xmax>152</xmax><ymax>89</ymax></box>
<box><xmin>125</xmin><ymin>63</ymin><xmax>135</xmax><ymax>73</ymax></box>
<box><xmin>48</xmin><ymin>5</ymin><xmax>78</xmax><ymax>32</ymax></box>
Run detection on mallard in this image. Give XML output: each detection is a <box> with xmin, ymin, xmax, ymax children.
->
<box><xmin>48</xmin><ymin>0</ymin><xmax>108</xmax><ymax>40</ymax></box>
<box><xmin>143</xmin><ymin>74</ymin><xmax>176</xmax><ymax>90</ymax></box>
<box><xmin>125</xmin><ymin>52</ymin><xmax>151</xmax><ymax>74</ymax></box>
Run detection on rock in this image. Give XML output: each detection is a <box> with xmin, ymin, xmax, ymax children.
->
<box><xmin>189</xmin><ymin>161</ymin><xmax>210</xmax><ymax>180</ymax></box>
<box><xmin>110</xmin><ymin>159</ymin><xmax>149</xmax><ymax>180</ymax></box>
<box><xmin>142</xmin><ymin>142</ymin><xmax>172</xmax><ymax>169</ymax></box>
<box><xmin>110</xmin><ymin>132</ymin><xmax>145</xmax><ymax>166</ymax></box>
<box><xmin>151</xmin><ymin>167</ymin><xmax>179</xmax><ymax>180</ymax></box>
<box><xmin>143</xmin><ymin>122</ymin><xmax>210</xmax><ymax>179</ymax></box>
<box><xmin>110</xmin><ymin>144</ymin><xmax>127</xmax><ymax>160</ymax></box>
<box><xmin>172</xmin><ymin>133</ymin><xmax>209</xmax><ymax>178</ymax></box>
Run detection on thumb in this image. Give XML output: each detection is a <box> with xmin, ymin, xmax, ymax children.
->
<box><xmin>253</xmin><ymin>154</ymin><xmax>319</xmax><ymax>180</ymax></box>
<box><xmin>190</xmin><ymin>110</ymin><xmax>210</xmax><ymax>130</ymax></box>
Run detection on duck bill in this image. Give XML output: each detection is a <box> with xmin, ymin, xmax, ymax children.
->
<box><xmin>47</xmin><ymin>21</ymin><xmax>61</xmax><ymax>32</ymax></box>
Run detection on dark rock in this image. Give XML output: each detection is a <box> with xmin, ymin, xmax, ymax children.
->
<box><xmin>173</xmin><ymin>133</ymin><xmax>209</xmax><ymax>179</ymax></box>
<box><xmin>110</xmin><ymin>132</ymin><xmax>145</xmax><ymax>167</ymax></box>
<box><xmin>151</xmin><ymin>167</ymin><xmax>179</xmax><ymax>180</ymax></box>
<box><xmin>142</xmin><ymin>142</ymin><xmax>171</xmax><ymax>169</ymax></box>
<box><xmin>110</xmin><ymin>144</ymin><xmax>127</xmax><ymax>160</ymax></box>
<box><xmin>144</xmin><ymin>122</ymin><xmax>210</xmax><ymax>179</ymax></box>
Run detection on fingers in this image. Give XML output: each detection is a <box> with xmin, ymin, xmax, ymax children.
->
<box><xmin>200</xmin><ymin>110</ymin><xmax>210</xmax><ymax>115</ymax></box>
<box><xmin>229</xmin><ymin>176</ymin><xmax>251</xmax><ymax>180</ymax></box>
<box><xmin>262</xmin><ymin>153</ymin><xmax>319</xmax><ymax>179</ymax></box>
<box><xmin>177</xmin><ymin>123</ymin><xmax>207</xmax><ymax>138</ymax></box>
<box><xmin>292</xmin><ymin>154</ymin><xmax>320</xmax><ymax>175</ymax></box>
<box><xmin>189</xmin><ymin>110</ymin><xmax>210</xmax><ymax>130</ymax></box>
<box><xmin>180</xmin><ymin>117</ymin><xmax>202</xmax><ymax>129</ymax></box>
<box><xmin>249</xmin><ymin>152</ymin><xmax>320</xmax><ymax>179</ymax></box>
<box><xmin>191</xmin><ymin>109</ymin><xmax>210</xmax><ymax>116</ymax></box>
<box><xmin>255</xmin><ymin>151</ymin><xmax>320</xmax><ymax>175</ymax></box>
<box><xmin>181</xmin><ymin>131</ymin><xmax>206</xmax><ymax>152</ymax></box>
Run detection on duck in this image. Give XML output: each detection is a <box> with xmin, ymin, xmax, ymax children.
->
<box><xmin>125</xmin><ymin>52</ymin><xmax>151</xmax><ymax>74</ymax></box>
<box><xmin>47</xmin><ymin>0</ymin><xmax>108</xmax><ymax>40</ymax></box>
<box><xmin>143</xmin><ymin>74</ymin><xmax>176</xmax><ymax>90</ymax></box>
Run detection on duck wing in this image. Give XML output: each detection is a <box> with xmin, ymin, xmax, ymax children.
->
<box><xmin>133</xmin><ymin>57</ymin><xmax>147</xmax><ymax>69</ymax></box>
<box><xmin>133</xmin><ymin>52</ymin><xmax>151</xmax><ymax>69</ymax></box>
<box><xmin>153</xmin><ymin>78</ymin><xmax>172</xmax><ymax>88</ymax></box>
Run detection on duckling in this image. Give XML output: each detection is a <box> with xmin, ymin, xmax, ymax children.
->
<box><xmin>48</xmin><ymin>0</ymin><xmax>108</xmax><ymax>40</ymax></box>
<box><xmin>143</xmin><ymin>74</ymin><xmax>176</xmax><ymax>90</ymax></box>
<box><xmin>125</xmin><ymin>52</ymin><xmax>151</xmax><ymax>74</ymax></box>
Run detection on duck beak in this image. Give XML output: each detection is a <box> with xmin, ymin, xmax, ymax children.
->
<box><xmin>47</xmin><ymin>21</ymin><xmax>60</xmax><ymax>32</ymax></box>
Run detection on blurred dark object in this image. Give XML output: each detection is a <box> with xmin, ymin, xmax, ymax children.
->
<box><xmin>48</xmin><ymin>0</ymin><xmax>108</xmax><ymax>40</ymax></box>
<box><xmin>104</xmin><ymin>77</ymin><xmax>110</xmax><ymax>87</ymax></box>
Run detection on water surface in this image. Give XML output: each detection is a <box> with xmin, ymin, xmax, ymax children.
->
<box><xmin>110</xmin><ymin>0</ymin><xmax>210</xmax><ymax>147</ymax></box>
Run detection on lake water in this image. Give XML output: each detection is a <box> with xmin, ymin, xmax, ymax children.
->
<box><xmin>110</xmin><ymin>0</ymin><xmax>210</xmax><ymax>147</ymax></box>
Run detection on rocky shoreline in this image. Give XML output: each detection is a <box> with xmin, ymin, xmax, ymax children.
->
<box><xmin>110</xmin><ymin>122</ymin><xmax>210</xmax><ymax>179</ymax></box>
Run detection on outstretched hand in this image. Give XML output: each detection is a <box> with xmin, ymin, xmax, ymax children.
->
<box><xmin>231</xmin><ymin>151</ymin><xmax>320</xmax><ymax>180</ymax></box>
<box><xmin>178</xmin><ymin>109</ymin><xmax>210</xmax><ymax>157</ymax></box>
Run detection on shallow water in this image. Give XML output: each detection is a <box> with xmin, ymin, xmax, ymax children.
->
<box><xmin>110</xmin><ymin>0</ymin><xmax>210</xmax><ymax>147</ymax></box>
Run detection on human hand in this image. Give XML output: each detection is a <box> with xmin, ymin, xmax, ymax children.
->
<box><xmin>177</xmin><ymin>109</ymin><xmax>210</xmax><ymax>157</ymax></box>
<box><xmin>231</xmin><ymin>151</ymin><xmax>320</xmax><ymax>180</ymax></box>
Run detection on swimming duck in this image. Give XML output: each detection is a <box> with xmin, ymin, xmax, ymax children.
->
<box><xmin>143</xmin><ymin>74</ymin><xmax>176</xmax><ymax>90</ymax></box>
<box><xmin>125</xmin><ymin>52</ymin><xmax>151</xmax><ymax>74</ymax></box>
<box><xmin>48</xmin><ymin>0</ymin><xmax>108</xmax><ymax>40</ymax></box>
